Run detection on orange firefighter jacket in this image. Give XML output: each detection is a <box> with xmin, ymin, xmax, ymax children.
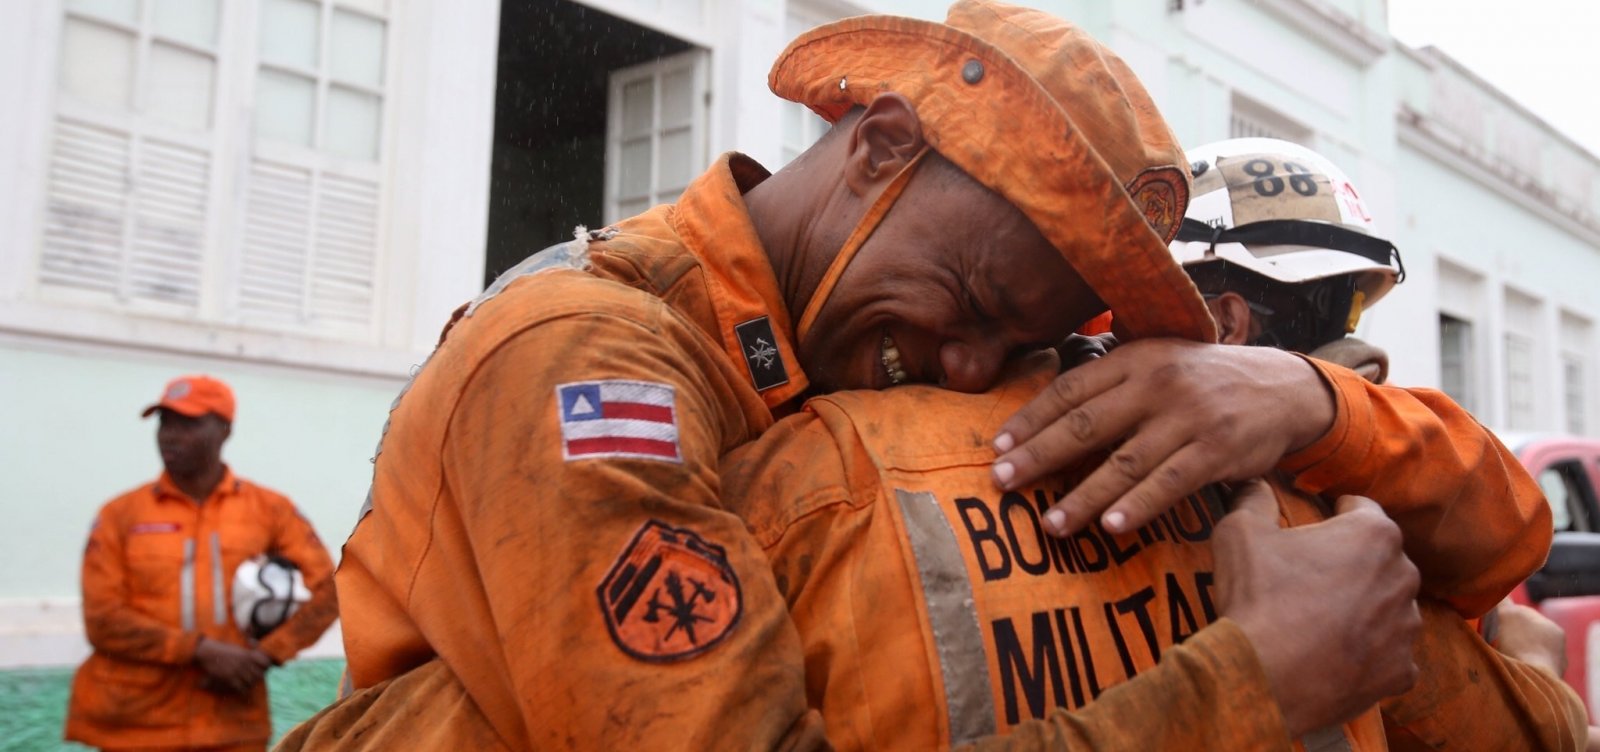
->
<box><xmin>65</xmin><ymin>468</ymin><xmax>337</xmax><ymax>750</ymax></box>
<box><xmin>285</xmin><ymin>154</ymin><xmax>825</xmax><ymax>751</ymax></box>
<box><xmin>719</xmin><ymin>352</ymin><xmax>1553</xmax><ymax>751</ymax></box>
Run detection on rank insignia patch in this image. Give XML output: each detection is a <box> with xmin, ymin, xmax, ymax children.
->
<box><xmin>556</xmin><ymin>380</ymin><xmax>680</xmax><ymax>463</ymax></box>
<box><xmin>598</xmin><ymin>520</ymin><xmax>743</xmax><ymax>662</ymax></box>
<box><xmin>734</xmin><ymin>316</ymin><xmax>789</xmax><ymax>392</ymax></box>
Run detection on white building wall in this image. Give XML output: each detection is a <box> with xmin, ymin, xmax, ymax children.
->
<box><xmin>0</xmin><ymin>0</ymin><xmax>500</xmax><ymax>666</ymax></box>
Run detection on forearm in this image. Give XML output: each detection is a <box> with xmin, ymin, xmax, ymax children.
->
<box><xmin>81</xmin><ymin>528</ymin><xmax>201</xmax><ymax>665</ymax></box>
<box><xmin>258</xmin><ymin>576</ymin><xmax>338</xmax><ymax>664</ymax></box>
<box><xmin>259</xmin><ymin>512</ymin><xmax>339</xmax><ymax>664</ymax></box>
<box><xmin>1281</xmin><ymin>358</ymin><xmax>1550</xmax><ymax>616</ymax></box>
<box><xmin>83</xmin><ymin>604</ymin><xmax>202</xmax><ymax>665</ymax></box>
<box><xmin>1383</xmin><ymin>602</ymin><xmax>1588</xmax><ymax>752</ymax></box>
<box><xmin>959</xmin><ymin>620</ymin><xmax>1290</xmax><ymax>751</ymax></box>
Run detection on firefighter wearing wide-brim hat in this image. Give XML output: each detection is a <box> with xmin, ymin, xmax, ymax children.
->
<box><xmin>283</xmin><ymin>1</ymin><xmax>1450</xmax><ymax>748</ymax></box>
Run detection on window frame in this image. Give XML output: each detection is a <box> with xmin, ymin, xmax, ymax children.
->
<box><xmin>34</xmin><ymin>0</ymin><xmax>396</xmax><ymax>347</ymax></box>
<box><xmin>1438</xmin><ymin>312</ymin><xmax>1477</xmax><ymax>413</ymax></box>
<box><xmin>602</xmin><ymin>49</ymin><xmax>709</xmax><ymax>225</ymax></box>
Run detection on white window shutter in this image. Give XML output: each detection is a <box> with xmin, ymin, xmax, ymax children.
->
<box><xmin>127</xmin><ymin>137</ymin><xmax>208</xmax><ymax>306</ymax></box>
<box><xmin>309</xmin><ymin>173</ymin><xmax>378</xmax><ymax>329</ymax></box>
<box><xmin>40</xmin><ymin>118</ymin><xmax>131</xmax><ymax>297</ymax></box>
<box><xmin>237</xmin><ymin>160</ymin><xmax>377</xmax><ymax>332</ymax></box>
<box><xmin>239</xmin><ymin>159</ymin><xmax>312</xmax><ymax>323</ymax></box>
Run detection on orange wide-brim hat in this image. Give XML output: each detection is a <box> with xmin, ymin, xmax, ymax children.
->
<box><xmin>769</xmin><ymin>0</ymin><xmax>1217</xmax><ymax>343</ymax></box>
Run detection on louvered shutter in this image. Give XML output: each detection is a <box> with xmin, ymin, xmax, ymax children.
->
<box><xmin>310</xmin><ymin>173</ymin><xmax>378</xmax><ymax>328</ymax></box>
<box><xmin>237</xmin><ymin>160</ymin><xmax>378</xmax><ymax>333</ymax></box>
<box><xmin>128</xmin><ymin>137</ymin><xmax>207</xmax><ymax>306</ymax></box>
<box><xmin>40</xmin><ymin>119</ymin><xmax>130</xmax><ymax>297</ymax></box>
<box><xmin>239</xmin><ymin>160</ymin><xmax>311</xmax><ymax>322</ymax></box>
<box><xmin>39</xmin><ymin>116</ymin><xmax>207</xmax><ymax>309</ymax></box>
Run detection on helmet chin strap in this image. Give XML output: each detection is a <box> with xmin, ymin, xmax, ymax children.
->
<box><xmin>795</xmin><ymin>147</ymin><xmax>929</xmax><ymax>344</ymax></box>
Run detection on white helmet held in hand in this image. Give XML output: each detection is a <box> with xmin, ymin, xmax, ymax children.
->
<box><xmin>1173</xmin><ymin>137</ymin><xmax>1404</xmax><ymax>351</ymax></box>
<box><xmin>232</xmin><ymin>554</ymin><xmax>311</xmax><ymax>639</ymax></box>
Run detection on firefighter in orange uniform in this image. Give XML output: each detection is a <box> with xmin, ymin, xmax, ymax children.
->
<box><xmin>720</xmin><ymin>138</ymin><xmax>1568</xmax><ymax>748</ymax></box>
<box><xmin>1171</xmin><ymin>137</ymin><xmax>1586</xmax><ymax>751</ymax></box>
<box><xmin>715</xmin><ymin>139</ymin><xmax>1561</xmax><ymax>750</ymax></box>
<box><xmin>283</xmin><ymin>2</ymin><xmax>1428</xmax><ymax>748</ymax></box>
<box><xmin>65</xmin><ymin>375</ymin><xmax>338</xmax><ymax>752</ymax></box>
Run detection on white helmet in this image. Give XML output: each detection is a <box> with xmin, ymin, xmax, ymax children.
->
<box><xmin>232</xmin><ymin>554</ymin><xmax>311</xmax><ymax>639</ymax></box>
<box><xmin>1174</xmin><ymin>138</ymin><xmax>1403</xmax><ymax>304</ymax></box>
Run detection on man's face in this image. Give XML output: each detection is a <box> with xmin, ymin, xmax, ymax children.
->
<box><xmin>156</xmin><ymin>409</ymin><xmax>229</xmax><ymax>477</ymax></box>
<box><xmin>800</xmin><ymin>162</ymin><xmax>1101</xmax><ymax>393</ymax></box>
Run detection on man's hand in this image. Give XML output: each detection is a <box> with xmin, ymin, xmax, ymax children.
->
<box><xmin>1495</xmin><ymin>600</ymin><xmax>1568</xmax><ymax>677</ymax></box>
<box><xmin>194</xmin><ymin>636</ymin><xmax>272</xmax><ymax>694</ymax></box>
<box><xmin>1214</xmin><ymin>481</ymin><xmax>1422</xmax><ymax>738</ymax></box>
<box><xmin>992</xmin><ymin>339</ymin><xmax>1335</xmax><ymax>536</ymax></box>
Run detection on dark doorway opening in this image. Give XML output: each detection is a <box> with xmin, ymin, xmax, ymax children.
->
<box><xmin>485</xmin><ymin>0</ymin><xmax>692</xmax><ymax>286</ymax></box>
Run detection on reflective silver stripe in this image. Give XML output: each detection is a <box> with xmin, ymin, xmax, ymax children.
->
<box><xmin>895</xmin><ymin>489</ymin><xmax>997</xmax><ymax>744</ymax></box>
<box><xmin>179</xmin><ymin>538</ymin><xmax>196</xmax><ymax>631</ymax></box>
<box><xmin>210</xmin><ymin>532</ymin><xmax>226</xmax><ymax>626</ymax></box>
<box><xmin>1301</xmin><ymin>726</ymin><xmax>1354</xmax><ymax>752</ymax></box>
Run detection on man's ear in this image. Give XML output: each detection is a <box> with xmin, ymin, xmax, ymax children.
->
<box><xmin>1207</xmin><ymin>292</ymin><xmax>1255</xmax><ymax>346</ymax></box>
<box><xmin>843</xmin><ymin>93</ymin><xmax>926</xmax><ymax>197</ymax></box>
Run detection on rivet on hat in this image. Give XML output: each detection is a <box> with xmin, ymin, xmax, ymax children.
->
<box><xmin>838</xmin><ymin>76</ymin><xmax>847</xmax><ymax>91</ymax></box>
<box><xmin>961</xmin><ymin>59</ymin><xmax>985</xmax><ymax>85</ymax></box>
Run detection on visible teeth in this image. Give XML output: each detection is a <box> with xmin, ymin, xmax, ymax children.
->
<box><xmin>881</xmin><ymin>332</ymin><xmax>906</xmax><ymax>386</ymax></box>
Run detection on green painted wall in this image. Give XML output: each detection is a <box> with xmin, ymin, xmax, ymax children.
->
<box><xmin>0</xmin><ymin>340</ymin><xmax>404</xmax><ymax>601</ymax></box>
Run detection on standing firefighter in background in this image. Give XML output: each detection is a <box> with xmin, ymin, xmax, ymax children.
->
<box><xmin>285</xmin><ymin>2</ymin><xmax>1437</xmax><ymax>749</ymax></box>
<box><xmin>65</xmin><ymin>375</ymin><xmax>338</xmax><ymax>752</ymax></box>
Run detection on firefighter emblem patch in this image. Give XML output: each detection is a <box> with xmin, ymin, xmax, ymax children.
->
<box><xmin>598</xmin><ymin>520</ymin><xmax>743</xmax><ymax>662</ymax></box>
<box><xmin>1125</xmin><ymin>166</ymin><xmax>1190</xmax><ymax>244</ymax></box>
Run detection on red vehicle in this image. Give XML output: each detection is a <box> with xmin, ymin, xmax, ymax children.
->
<box><xmin>1502</xmin><ymin>433</ymin><xmax>1600</xmax><ymax>721</ymax></box>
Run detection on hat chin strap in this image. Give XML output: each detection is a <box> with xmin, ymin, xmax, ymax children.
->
<box><xmin>795</xmin><ymin>147</ymin><xmax>929</xmax><ymax>345</ymax></box>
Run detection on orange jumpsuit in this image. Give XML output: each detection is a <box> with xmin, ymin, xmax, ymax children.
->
<box><xmin>66</xmin><ymin>469</ymin><xmax>337</xmax><ymax>750</ymax></box>
<box><xmin>281</xmin><ymin>155</ymin><xmax>826</xmax><ymax>751</ymax></box>
<box><xmin>719</xmin><ymin>353</ymin><xmax>1554</xmax><ymax>750</ymax></box>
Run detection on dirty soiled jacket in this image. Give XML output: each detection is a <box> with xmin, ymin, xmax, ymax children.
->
<box><xmin>277</xmin><ymin>155</ymin><xmax>826</xmax><ymax>751</ymax></box>
<box><xmin>66</xmin><ymin>469</ymin><xmax>337</xmax><ymax>750</ymax></box>
<box><xmin>720</xmin><ymin>353</ymin><xmax>1552</xmax><ymax>751</ymax></box>
<box><xmin>1306</xmin><ymin>337</ymin><xmax>1588</xmax><ymax>751</ymax></box>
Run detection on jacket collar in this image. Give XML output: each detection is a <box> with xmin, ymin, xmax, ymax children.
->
<box><xmin>153</xmin><ymin>466</ymin><xmax>240</xmax><ymax>505</ymax></box>
<box><xmin>670</xmin><ymin>153</ymin><xmax>810</xmax><ymax>410</ymax></box>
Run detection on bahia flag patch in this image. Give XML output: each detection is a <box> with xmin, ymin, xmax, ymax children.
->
<box><xmin>556</xmin><ymin>380</ymin><xmax>681</xmax><ymax>462</ymax></box>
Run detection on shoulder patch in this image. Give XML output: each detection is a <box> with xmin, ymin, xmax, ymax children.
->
<box><xmin>1125</xmin><ymin>166</ymin><xmax>1190</xmax><ymax>244</ymax></box>
<box><xmin>734</xmin><ymin>316</ymin><xmax>790</xmax><ymax>392</ymax></box>
<box><xmin>598</xmin><ymin>520</ymin><xmax>742</xmax><ymax>662</ymax></box>
<box><xmin>556</xmin><ymin>380</ymin><xmax>681</xmax><ymax>463</ymax></box>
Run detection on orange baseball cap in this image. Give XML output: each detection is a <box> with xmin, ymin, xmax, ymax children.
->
<box><xmin>141</xmin><ymin>375</ymin><xmax>236</xmax><ymax>423</ymax></box>
<box><xmin>769</xmin><ymin>0</ymin><xmax>1217</xmax><ymax>343</ymax></box>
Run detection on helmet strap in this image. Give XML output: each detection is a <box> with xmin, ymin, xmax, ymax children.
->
<box><xmin>795</xmin><ymin>147</ymin><xmax>929</xmax><ymax>344</ymax></box>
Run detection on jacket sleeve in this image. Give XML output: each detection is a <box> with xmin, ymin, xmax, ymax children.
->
<box><xmin>258</xmin><ymin>498</ymin><xmax>339</xmax><ymax>664</ymax></box>
<box><xmin>1279</xmin><ymin>357</ymin><xmax>1552</xmax><ymax>617</ymax></box>
<box><xmin>958</xmin><ymin>620</ymin><xmax>1290</xmax><ymax>751</ymax></box>
<box><xmin>79</xmin><ymin>506</ymin><xmax>202</xmax><ymax>665</ymax></box>
<box><xmin>437</xmin><ymin>311</ymin><xmax>823</xmax><ymax>750</ymax></box>
<box><xmin>1382</xmin><ymin>601</ymin><xmax>1588</xmax><ymax>752</ymax></box>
